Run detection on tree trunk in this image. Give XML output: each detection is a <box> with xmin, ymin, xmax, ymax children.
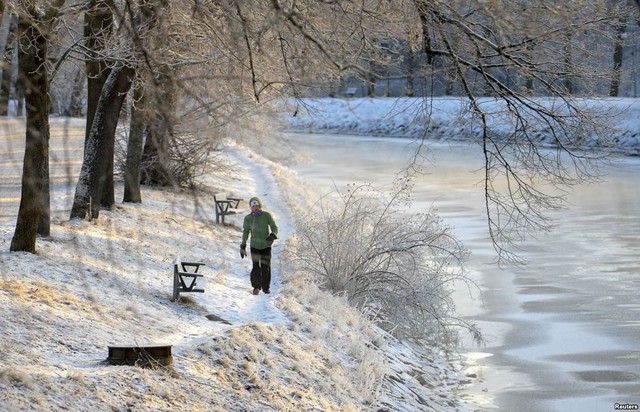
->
<box><xmin>416</xmin><ymin>4</ymin><xmax>434</xmax><ymax>66</ymax></box>
<box><xmin>123</xmin><ymin>84</ymin><xmax>145</xmax><ymax>203</ymax></box>
<box><xmin>84</xmin><ymin>1</ymin><xmax>114</xmax><ymax>208</ymax></box>
<box><xmin>366</xmin><ymin>65</ymin><xmax>376</xmax><ymax>97</ymax></box>
<box><xmin>141</xmin><ymin>116</ymin><xmax>172</xmax><ymax>186</ymax></box>
<box><xmin>84</xmin><ymin>1</ymin><xmax>112</xmax><ymax>138</ymax></box>
<box><xmin>66</xmin><ymin>65</ymin><xmax>85</xmax><ymax>117</ymax></box>
<box><xmin>99</xmin><ymin>109</ymin><xmax>116</xmax><ymax>210</ymax></box>
<box><xmin>563</xmin><ymin>31</ymin><xmax>574</xmax><ymax>94</ymax></box>
<box><xmin>406</xmin><ymin>32</ymin><xmax>416</xmax><ymax>97</ymax></box>
<box><xmin>14</xmin><ymin>78</ymin><xmax>23</xmax><ymax>115</ymax></box>
<box><xmin>10</xmin><ymin>10</ymin><xmax>51</xmax><ymax>252</ymax></box>
<box><xmin>70</xmin><ymin>64</ymin><xmax>134</xmax><ymax>220</ymax></box>
<box><xmin>37</xmin><ymin>148</ymin><xmax>50</xmax><ymax>236</ymax></box>
<box><xmin>0</xmin><ymin>12</ymin><xmax>16</xmax><ymax>116</ymax></box>
<box><xmin>609</xmin><ymin>18</ymin><xmax>627</xmax><ymax>97</ymax></box>
<box><xmin>141</xmin><ymin>68</ymin><xmax>175</xmax><ymax>187</ymax></box>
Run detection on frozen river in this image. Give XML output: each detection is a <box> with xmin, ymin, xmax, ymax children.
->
<box><xmin>283</xmin><ymin>132</ymin><xmax>640</xmax><ymax>412</ymax></box>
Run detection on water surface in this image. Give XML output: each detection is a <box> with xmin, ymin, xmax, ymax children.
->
<box><xmin>284</xmin><ymin>132</ymin><xmax>640</xmax><ymax>412</ymax></box>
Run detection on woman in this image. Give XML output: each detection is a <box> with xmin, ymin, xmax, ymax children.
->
<box><xmin>240</xmin><ymin>196</ymin><xmax>278</xmax><ymax>295</ymax></box>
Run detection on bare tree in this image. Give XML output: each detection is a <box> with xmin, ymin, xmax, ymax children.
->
<box><xmin>107</xmin><ymin>0</ymin><xmax>632</xmax><ymax>264</ymax></box>
<box><xmin>139</xmin><ymin>66</ymin><xmax>175</xmax><ymax>186</ymax></box>
<box><xmin>83</xmin><ymin>1</ymin><xmax>111</xmax><ymax>125</ymax></box>
<box><xmin>8</xmin><ymin>0</ymin><xmax>632</xmax><ymax>262</ymax></box>
<box><xmin>65</xmin><ymin>64</ymin><xmax>85</xmax><ymax>117</ymax></box>
<box><xmin>10</xmin><ymin>0</ymin><xmax>64</xmax><ymax>252</ymax></box>
<box><xmin>403</xmin><ymin>0</ymin><xmax>627</xmax><ymax>263</ymax></box>
<box><xmin>72</xmin><ymin>0</ymin><xmax>168</xmax><ymax>215</ymax></box>
<box><xmin>609</xmin><ymin>0</ymin><xmax>640</xmax><ymax>96</ymax></box>
<box><xmin>84</xmin><ymin>1</ymin><xmax>118</xmax><ymax>209</ymax></box>
<box><xmin>70</xmin><ymin>63</ymin><xmax>134</xmax><ymax>219</ymax></box>
<box><xmin>126</xmin><ymin>0</ymin><xmax>351</xmax><ymax>189</ymax></box>
<box><xmin>122</xmin><ymin>82</ymin><xmax>145</xmax><ymax>203</ymax></box>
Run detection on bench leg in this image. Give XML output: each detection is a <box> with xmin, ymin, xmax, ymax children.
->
<box><xmin>172</xmin><ymin>272</ymin><xmax>180</xmax><ymax>302</ymax></box>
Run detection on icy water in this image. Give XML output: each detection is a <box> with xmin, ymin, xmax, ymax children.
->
<box><xmin>283</xmin><ymin>132</ymin><xmax>640</xmax><ymax>412</ymax></box>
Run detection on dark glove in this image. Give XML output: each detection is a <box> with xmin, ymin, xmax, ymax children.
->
<box><xmin>265</xmin><ymin>233</ymin><xmax>277</xmax><ymax>246</ymax></box>
<box><xmin>240</xmin><ymin>244</ymin><xmax>246</xmax><ymax>259</ymax></box>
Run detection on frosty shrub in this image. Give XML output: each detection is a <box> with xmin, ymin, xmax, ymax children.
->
<box><xmin>288</xmin><ymin>181</ymin><xmax>481</xmax><ymax>346</ymax></box>
<box><xmin>115</xmin><ymin>124</ymin><xmax>225</xmax><ymax>188</ymax></box>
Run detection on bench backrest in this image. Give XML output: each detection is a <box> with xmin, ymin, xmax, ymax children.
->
<box><xmin>344</xmin><ymin>87</ymin><xmax>357</xmax><ymax>97</ymax></box>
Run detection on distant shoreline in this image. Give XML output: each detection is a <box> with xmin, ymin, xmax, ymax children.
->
<box><xmin>283</xmin><ymin>97</ymin><xmax>640</xmax><ymax>157</ymax></box>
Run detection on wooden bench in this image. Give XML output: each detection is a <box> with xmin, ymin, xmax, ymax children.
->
<box><xmin>107</xmin><ymin>344</ymin><xmax>173</xmax><ymax>367</ymax></box>
<box><xmin>343</xmin><ymin>87</ymin><xmax>357</xmax><ymax>97</ymax></box>
<box><xmin>172</xmin><ymin>257</ymin><xmax>206</xmax><ymax>302</ymax></box>
<box><xmin>214</xmin><ymin>193</ymin><xmax>243</xmax><ymax>224</ymax></box>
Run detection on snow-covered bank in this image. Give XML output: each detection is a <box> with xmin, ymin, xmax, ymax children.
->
<box><xmin>280</xmin><ymin>99</ymin><xmax>640</xmax><ymax>411</ymax></box>
<box><xmin>0</xmin><ymin>119</ymin><xmax>467</xmax><ymax>411</ymax></box>
<box><xmin>284</xmin><ymin>97</ymin><xmax>640</xmax><ymax>156</ymax></box>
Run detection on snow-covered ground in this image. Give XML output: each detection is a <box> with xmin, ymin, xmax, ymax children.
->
<box><xmin>0</xmin><ymin>117</ymin><xmax>466</xmax><ymax>411</ymax></box>
<box><xmin>2</xmin><ymin>96</ymin><xmax>638</xmax><ymax>411</ymax></box>
<box><xmin>284</xmin><ymin>97</ymin><xmax>640</xmax><ymax>156</ymax></box>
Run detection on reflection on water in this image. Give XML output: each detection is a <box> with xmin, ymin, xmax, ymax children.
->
<box><xmin>285</xmin><ymin>132</ymin><xmax>640</xmax><ymax>412</ymax></box>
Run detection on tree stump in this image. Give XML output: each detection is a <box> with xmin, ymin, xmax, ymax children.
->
<box><xmin>106</xmin><ymin>344</ymin><xmax>173</xmax><ymax>367</ymax></box>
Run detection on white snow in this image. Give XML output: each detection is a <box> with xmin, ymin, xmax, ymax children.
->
<box><xmin>2</xmin><ymin>96</ymin><xmax>638</xmax><ymax>411</ymax></box>
<box><xmin>0</xmin><ymin>115</ymin><xmax>466</xmax><ymax>411</ymax></box>
<box><xmin>284</xmin><ymin>97</ymin><xmax>640</xmax><ymax>155</ymax></box>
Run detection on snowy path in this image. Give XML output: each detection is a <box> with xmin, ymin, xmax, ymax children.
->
<box><xmin>193</xmin><ymin>145</ymin><xmax>293</xmax><ymax>330</ymax></box>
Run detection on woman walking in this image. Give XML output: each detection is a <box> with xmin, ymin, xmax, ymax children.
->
<box><xmin>240</xmin><ymin>197</ymin><xmax>278</xmax><ymax>295</ymax></box>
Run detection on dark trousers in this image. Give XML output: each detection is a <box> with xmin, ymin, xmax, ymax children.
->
<box><xmin>250</xmin><ymin>247</ymin><xmax>272</xmax><ymax>291</ymax></box>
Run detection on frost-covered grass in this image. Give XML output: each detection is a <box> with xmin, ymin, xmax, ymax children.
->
<box><xmin>3</xmin><ymin>96</ymin><xmax>638</xmax><ymax>411</ymax></box>
<box><xmin>0</xmin><ymin>117</ymin><xmax>466</xmax><ymax>411</ymax></box>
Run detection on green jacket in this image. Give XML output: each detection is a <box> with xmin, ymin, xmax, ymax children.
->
<box><xmin>242</xmin><ymin>211</ymin><xmax>278</xmax><ymax>250</ymax></box>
